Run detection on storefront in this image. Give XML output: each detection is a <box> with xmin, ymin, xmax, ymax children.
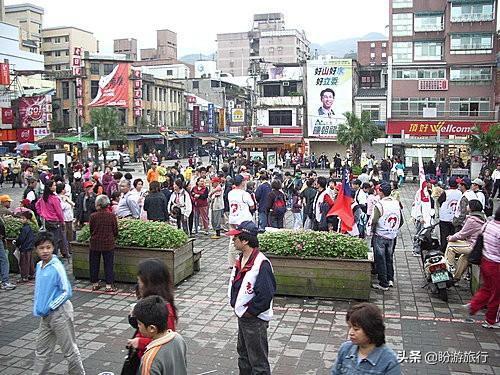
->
<box><xmin>238</xmin><ymin>136</ymin><xmax>303</xmax><ymax>167</ymax></box>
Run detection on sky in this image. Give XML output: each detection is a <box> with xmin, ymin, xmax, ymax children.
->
<box><xmin>6</xmin><ymin>0</ymin><xmax>389</xmax><ymax>57</ymax></box>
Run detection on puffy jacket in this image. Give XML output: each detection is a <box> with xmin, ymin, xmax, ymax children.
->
<box><xmin>448</xmin><ymin>212</ymin><xmax>486</xmax><ymax>247</ymax></box>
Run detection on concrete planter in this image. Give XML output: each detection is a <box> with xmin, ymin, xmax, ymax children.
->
<box><xmin>71</xmin><ymin>239</ymin><xmax>198</xmax><ymax>285</ymax></box>
<box><xmin>265</xmin><ymin>254</ymin><xmax>372</xmax><ymax>300</ymax></box>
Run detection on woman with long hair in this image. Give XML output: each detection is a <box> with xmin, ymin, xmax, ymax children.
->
<box><xmin>35</xmin><ymin>180</ymin><xmax>66</xmax><ymax>257</ymax></box>
<box><xmin>127</xmin><ymin>258</ymin><xmax>177</xmax><ymax>357</ymax></box>
<box><xmin>167</xmin><ymin>179</ymin><xmax>192</xmax><ymax>235</ymax></box>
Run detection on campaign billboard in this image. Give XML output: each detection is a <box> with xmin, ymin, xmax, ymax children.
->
<box><xmin>18</xmin><ymin>95</ymin><xmax>52</xmax><ymax>128</ymax></box>
<box><xmin>89</xmin><ymin>63</ymin><xmax>130</xmax><ymax>107</ymax></box>
<box><xmin>307</xmin><ymin>59</ymin><xmax>353</xmax><ymax>138</ymax></box>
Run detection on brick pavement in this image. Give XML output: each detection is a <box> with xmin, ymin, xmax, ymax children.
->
<box><xmin>0</xmin><ymin>180</ymin><xmax>499</xmax><ymax>375</ymax></box>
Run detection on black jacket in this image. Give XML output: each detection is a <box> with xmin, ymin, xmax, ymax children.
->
<box><xmin>75</xmin><ymin>192</ymin><xmax>96</xmax><ymax>224</ymax></box>
<box><xmin>143</xmin><ymin>192</ymin><xmax>168</xmax><ymax>221</ymax></box>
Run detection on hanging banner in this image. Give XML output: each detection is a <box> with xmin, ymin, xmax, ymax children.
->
<box><xmin>219</xmin><ymin>108</ymin><xmax>225</xmax><ymax>132</ymax></box>
<box><xmin>0</xmin><ymin>63</ymin><xmax>10</xmax><ymax>86</ymax></box>
<box><xmin>18</xmin><ymin>95</ymin><xmax>51</xmax><ymax>128</ymax></box>
<box><xmin>16</xmin><ymin>128</ymin><xmax>34</xmax><ymax>142</ymax></box>
<box><xmin>306</xmin><ymin>59</ymin><xmax>353</xmax><ymax>138</ymax></box>
<box><xmin>207</xmin><ymin>103</ymin><xmax>215</xmax><ymax>133</ymax></box>
<box><xmin>89</xmin><ymin>63</ymin><xmax>130</xmax><ymax>107</ymax></box>
<box><xmin>192</xmin><ymin>105</ymin><xmax>200</xmax><ymax>132</ymax></box>
<box><xmin>1</xmin><ymin>108</ymin><xmax>14</xmax><ymax>124</ymax></box>
<box><xmin>0</xmin><ymin>129</ymin><xmax>16</xmax><ymax>141</ymax></box>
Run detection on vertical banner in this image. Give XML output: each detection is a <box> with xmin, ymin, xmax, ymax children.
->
<box><xmin>306</xmin><ymin>59</ymin><xmax>353</xmax><ymax>138</ymax></box>
<box><xmin>0</xmin><ymin>63</ymin><xmax>10</xmax><ymax>86</ymax></box>
<box><xmin>192</xmin><ymin>106</ymin><xmax>200</xmax><ymax>132</ymax></box>
<box><xmin>72</xmin><ymin>47</ymin><xmax>83</xmax><ymax>120</ymax></box>
<box><xmin>207</xmin><ymin>103</ymin><xmax>215</xmax><ymax>134</ymax></box>
<box><xmin>218</xmin><ymin>108</ymin><xmax>225</xmax><ymax>132</ymax></box>
<box><xmin>132</xmin><ymin>68</ymin><xmax>143</xmax><ymax>117</ymax></box>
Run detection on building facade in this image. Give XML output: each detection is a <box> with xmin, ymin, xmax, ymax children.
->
<box><xmin>140</xmin><ymin>29</ymin><xmax>177</xmax><ymax>61</ymax></box>
<box><xmin>113</xmin><ymin>38</ymin><xmax>137</xmax><ymax>61</ymax></box>
<box><xmin>41</xmin><ymin>26</ymin><xmax>98</xmax><ymax>71</ymax></box>
<box><xmin>217</xmin><ymin>13</ymin><xmax>310</xmax><ymax>77</ymax></box>
<box><xmin>4</xmin><ymin>3</ymin><xmax>43</xmax><ymax>54</ymax></box>
<box><xmin>387</xmin><ymin>0</ymin><xmax>498</xmax><ymax>159</ymax></box>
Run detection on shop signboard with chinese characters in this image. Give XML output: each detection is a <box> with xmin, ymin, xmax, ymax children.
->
<box><xmin>0</xmin><ymin>63</ymin><xmax>10</xmax><ymax>86</ymax></box>
<box><xmin>72</xmin><ymin>47</ymin><xmax>84</xmax><ymax>118</ymax></box>
<box><xmin>306</xmin><ymin>59</ymin><xmax>353</xmax><ymax>138</ymax></box>
<box><xmin>386</xmin><ymin>120</ymin><xmax>495</xmax><ymax>136</ymax></box>
<box><xmin>89</xmin><ymin>63</ymin><xmax>130</xmax><ymax>107</ymax></box>
<box><xmin>34</xmin><ymin>127</ymin><xmax>49</xmax><ymax>140</ymax></box>
<box><xmin>132</xmin><ymin>68</ymin><xmax>143</xmax><ymax>117</ymax></box>
<box><xmin>231</xmin><ymin>108</ymin><xmax>245</xmax><ymax>124</ymax></box>
<box><xmin>19</xmin><ymin>95</ymin><xmax>52</xmax><ymax>128</ymax></box>
<box><xmin>0</xmin><ymin>129</ymin><xmax>16</xmax><ymax>141</ymax></box>
<box><xmin>192</xmin><ymin>105</ymin><xmax>200</xmax><ymax>132</ymax></box>
<box><xmin>0</xmin><ymin>108</ymin><xmax>13</xmax><ymax>129</ymax></box>
<box><xmin>207</xmin><ymin>103</ymin><xmax>215</xmax><ymax>133</ymax></box>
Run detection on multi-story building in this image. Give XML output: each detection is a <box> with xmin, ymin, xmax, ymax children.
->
<box><xmin>140</xmin><ymin>29</ymin><xmax>177</xmax><ymax>61</ymax></box>
<box><xmin>41</xmin><ymin>26</ymin><xmax>98</xmax><ymax>71</ymax></box>
<box><xmin>387</xmin><ymin>0</ymin><xmax>498</xmax><ymax>160</ymax></box>
<box><xmin>217</xmin><ymin>13</ymin><xmax>310</xmax><ymax>77</ymax></box>
<box><xmin>4</xmin><ymin>3</ymin><xmax>43</xmax><ymax>54</ymax></box>
<box><xmin>114</xmin><ymin>38</ymin><xmax>137</xmax><ymax>61</ymax></box>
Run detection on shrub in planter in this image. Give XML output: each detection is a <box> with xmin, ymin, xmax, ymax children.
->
<box><xmin>77</xmin><ymin>218</ymin><xmax>189</xmax><ymax>249</ymax></box>
<box><xmin>258</xmin><ymin>230</ymin><xmax>368</xmax><ymax>259</ymax></box>
<box><xmin>4</xmin><ymin>215</ymin><xmax>39</xmax><ymax>238</ymax></box>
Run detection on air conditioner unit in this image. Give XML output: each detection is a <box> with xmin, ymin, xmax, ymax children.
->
<box><xmin>283</xmin><ymin>82</ymin><xmax>289</xmax><ymax>86</ymax></box>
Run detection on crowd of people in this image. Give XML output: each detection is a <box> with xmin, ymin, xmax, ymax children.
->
<box><xmin>0</xmin><ymin>150</ymin><xmax>498</xmax><ymax>374</ymax></box>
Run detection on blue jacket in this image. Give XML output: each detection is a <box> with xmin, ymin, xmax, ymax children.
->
<box><xmin>16</xmin><ymin>223</ymin><xmax>35</xmax><ymax>252</ymax></box>
<box><xmin>255</xmin><ymin>181</ymin><xmax>272</xmax><ymax>213</ymax></box>
<box><xmin>33</xmin><ymin>256</ymin><xmax>72</xmax><ymax>317</ymax></box>
<box><xmin>331</xmin><ymin>341</ymin><xmax>401</xmax><ymax>375</ymax></box>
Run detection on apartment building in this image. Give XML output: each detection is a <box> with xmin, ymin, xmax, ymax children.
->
<box><xmin>4</xmin><ymin>3</ymin><xmax>43</xmax><ymax>53</ymax></box>
<box><xmin>140</xmin><ymin>29</ymin><xmax>177</xmax><ymax>61</ymax></box>
<box><xmin>114</xmin><ymin>38</ymin><xmax>137</xmax><ymax>61</ymax></box>
<box><xmin>387</xmin><ymin>0</ymin><xmax>498</xmax><ymax>157</ymax></box>
<box><xmin>41</xmin><ymin>26</ymin><xmax>98</xmax><ymax>71</ymax></box>
<box><xmin>217</xmin><ymin>13</ymin><xmax>310</xmax><ymax>76</ymax></box>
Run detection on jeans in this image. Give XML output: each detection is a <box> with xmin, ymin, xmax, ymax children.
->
<box><xmin>269</xmin><ymin>214</ymin><xmax>284</xmax><ymax>229</ymax></box>
<box><xmin>258</xmin><ymin>211</ymin><xmax>268</xmax><ymax>231</ymax></box>
<box><xmin>373</xmin><ymin>235</ymin><xmax>395</xmax><ymax>287</ymax></box>
<box><xmin>237</xmin><ymin>316</ymin><xmax>271</xmax><ymax>375</ymax></box>
<box><xmin>89</xmin><ymin>250</ymin><xmax>114</xmax><ymax>285</ymax></box>
<box><xmin>413</xmin><ymin>220</ymin><xmax>423</xmax><ymax>251</ymax></box>
<box><xmin>292</xmin><ymin>212</ymin><xmax>302</xmax><ymax>230</ymax></box>
<box><xmin>0</xmin><ymin>241</ymin><xmax>10</xmax><ymax>284</ymax></box>
<box><xmin>492</xmin><ymin>179</ymin><xmax>500</xmax><ymax>199</ymax></box>
<box><xmin>382</xmin><ymin>171</ymin><xmax>390</xmax><ymax>182</ymax></box>
<box><xmin>33</xmin><ymin>301</ymin><xmax>85</xmax><ymax>375</ymax></box>
<box><xmin>211</xmin><ymin>209</ymin><xmax>223</xmax><ymax>232</ymax></box>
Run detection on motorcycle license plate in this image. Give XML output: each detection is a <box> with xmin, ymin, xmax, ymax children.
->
<box><xmin>431</xmin><ymin>271</ymin><xmax>449</xmax><ymax>283</ymax></box>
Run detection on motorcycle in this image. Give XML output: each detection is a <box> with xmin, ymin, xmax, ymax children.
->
<box><xmin>414</xmin><ymin>221</ymin><xmax>454</xmax><ymax>302</ymax></box>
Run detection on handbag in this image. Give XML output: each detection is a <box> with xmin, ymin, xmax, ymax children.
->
<box><xmin>469</xmin><ymin>223</ymin><xmax>487</xmax><ymax>265</ymax></box>
<box><xmin>120</xmin><ymin>346</ymin><xmax>140</xmax><ymax>375</ymax></box>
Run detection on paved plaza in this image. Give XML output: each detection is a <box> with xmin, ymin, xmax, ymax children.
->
<box><xmin>0</xmin><ymin>172</ymin><xmax>499</xmax><ymax>375</ymax></box>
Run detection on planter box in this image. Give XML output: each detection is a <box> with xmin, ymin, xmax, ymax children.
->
<box><xmin>71</xmin><ymin>239</ymin><xmax>198</xmax><ymax>285</ymax></box>
<box><xmin>266</xmin><ymin>254</ymin><xmax>372</xmax><ymax>300</ymax></box>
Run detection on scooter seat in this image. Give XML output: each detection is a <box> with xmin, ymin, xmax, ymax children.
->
<box><xmin>423</xmin><ymin>250</ymin><xmax>443</xmax><ymax>261</ymax></box>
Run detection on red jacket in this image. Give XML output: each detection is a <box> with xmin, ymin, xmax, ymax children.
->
<box><xmin>133</xmin><ymin>303</ymin><xmax>176</xmax><ymax>357</ymax></box>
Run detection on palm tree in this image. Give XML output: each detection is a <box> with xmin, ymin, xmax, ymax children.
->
<box><xmin>337</xmin><ymin>111</ymin><xmax>381</xmax><ymax>166</ymax></box>
<box><xmin>467</xmin><ymin>123</ymin><xmax>500</xmax><ymax>168</ymax></box>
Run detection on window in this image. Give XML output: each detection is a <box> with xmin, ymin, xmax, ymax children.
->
<box><xmin>451</xmin><ymin>2</ymin><xmax>494</xmax><ymax>22</ymax></box>
<box><xmin>392</xmin><ymin>13</ymin><xmax>413</xmax><ymax>36</ymax></box>
<box><xmin>103</xmin><ymin>63</ymin><xmax>115</xmax><ymax>75</ymax></box>
<box><xmin>450</xmin><ymin>67</ymin><xmax>492</xmax><ymax>82</ymax></box>
<box><xmin>269</xmin><ymin>110</ymin><xmax>292</xmax><ymax>126</ymax></box>
<box><xmin>414</xmin><ymin>14</ymin><xmax>443</xmax><ymax>32</ymax></box>
<box><xmin>166</xmin><ymin>69</ymin><xmax>173</xmax><ymax>76</ymax></box>
<box><xmin>382</xmin><ymin>42</ymin><xmax>387</xmax><ymax>48</ymax></box>
<box><xmin>361</xmin><ymin>104</ymin><xmax>380</xmax><ymax>121</ymax></box>
<box><xmin>54</xmin><ymin>37</ymin><xmax>61</xmax><ymax>43</ymax></box>
<box><xmin>43</xmin><ymin>51</ymin><xmax>51</xmax><ymax>57</ymax></box>
<box><xmin>370</xmin><ymin>42</ymin><xmax>376</xmax><ymax>48</ymax></box>
<box><xmin>192</xmin><ymin>81</ymin><xmax>199</xmax><ymax>89</ymax></box>
<box><xmin>62</xmin><ymin>109</ymin><xmax>69</xmax><ymax>127</ymax></box>
<box><xmin>392</xmin><ymin>0</ymin><xmax>412</xmax><ymax>8</ymax></box>
<box><xmin>268</xmin><ymin>47</ymin><xmax>274</xmax><ymax>53</ymax></box>
<box><xmin>43</xmin><ymin>37</ymin><xmax>51</xmax><ymax>43</ymax></box>
<box><xmin>392</xmin><ymin>97</ymin><xmax>445</xmax><ymax>117</ymax></box>
<box><xmin>146</xmin><ymin>86</ymin><xmax>150</xmax><ymax>101</ymax></box>
<box><xmin>55</xmin><ymin>64</ymin><xmax>61</xmax><ymax>71</ymax></box>
<box><xmin>360</xmin><ymin>72</ymin><xmax>381</xmax><ymax>88</ymax></box>
<box><xmin>263</xmin><ymin>84</ymin><xmax>281</xmax><ymax>97</ymax></box>
<box><xmin>64</xmin><ymin>49</ymin><xmax>69</xmax><ymax>56</ymax></box>
<box><xmin>62</xmin><ymin>81</ymin><xmax>70</xmax><ymax>99</ymax></box>
<box><xmin>64</xmin><ymin>36</ymin><xmax>69</xmax><ymax>42</ymax></box>
<box><xmin>450</xmin><ymin>33</ymin><xmax>493</xmax><ymax>51</ymax></box>
<box><xmin>55</xmin><ymin>50</ymin><xmax>61</xmax><ymax>57</ymax></box>
<box><xmin>91</xmin><ymin>80</ymin><xmax>99</xmax><ymax>99</ymax></box>
<box><xmin>90</xmin><ymin>63</ymin><xmax>99</xmax><ymax>75</ymax></box>
<box><xmin>393</xmin><ymin>68</ymin><xmax>445</xmax><ymax>79</ymax></box>
<box><xmin>392</xmin><ymin>42</ymin><xmax>412</xmax><ymax>63</ymax></box>
<box><xmin>211</xmin><ymin>80</ymin><xmax>221</xmax><ymax>88</ymax></box>
<box><xmin>283</xmin><ymin>82</ymin><xmax>298</xmax><ymax>96</ymax></box>
<box><xmin>414</xmin><ymin>41</ymin><xmax>442</xmax><ymax>61</ymax></box>
<box><xmin>450</xmin><ymin>97</ymin><xmax>490</xmax><ymax>117</ymax></box>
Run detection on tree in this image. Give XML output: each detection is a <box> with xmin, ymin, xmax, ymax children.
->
<box><xmin>467</xmin><ymin>123</ymin><xmax>500</xmax><ymax>168</ymax></box>
<box><xmin>84</xmin><ymin>107</ymin><xmax>124</xmax><ymax>140</ymax></box>
<box><xmin>337</xmin><ymin>111</ymin><xmax>381</xmax><ymax>166</ymax></box>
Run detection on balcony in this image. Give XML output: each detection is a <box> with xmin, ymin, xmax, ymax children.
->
<box><xmin>451</xmin><ymin>13</ymin><xmax>494</xmax><ymax>23</ymax></box>
<box><xmin>256</xmin><ymin>96</ymin><xmax>303</xmax><ymax>107</ymax></box>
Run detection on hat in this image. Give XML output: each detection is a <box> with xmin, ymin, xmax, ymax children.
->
<box><xmin>471</xmin><ymin>178</ymin><xmax>484</xmax><ymax>187</ymax></box>
<box><xmin>0</xmin><ymin>195</ymin><xmax>12</xmax><ymax>203</ymax></box>
<box><xmin>448</xmin><ymin>176</ymin><xmax>459</xmax><ymax>188</ymax></box>
<box><xmin>226</xmin><ymin>221</ymin><xmax>259</xmax><ymax>237</ymax></box>
<box><xmin>83</xmin><ymin>181</ymin><xmax>93</xmax><ymax>189</ymax></box>
<box><xmin>21</xmin><ymin>198</ymin><xmax>31</xmax><ymax>207</ymax></box>
<box><xmin>211</xmin><ymin>177</ymin><xmax>221</xmax><ymax>183</ymax></box>
<box><xmin>459</xmin><ymin>177</ymin><xmax>471</xmax><ymax>188</ymax></box>
<box><xmin>233</xmin><ymin>174</ymin><xmax>244</xmax><ymax>186</ymax></box>
<box><xmin>379</xmin><ymin>182</ymin><xmax>392</xmax><ymax>196</ymax></box>
<box><xmin>74</xmin><ymin>172</ymin><xmax>82</xmax><ymax>179</ymax></box>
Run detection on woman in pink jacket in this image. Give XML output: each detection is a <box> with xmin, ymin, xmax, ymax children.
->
<box><xmin>35</xmin><ymin>180</ymin><xmax>66</xmax><ymax>257</ymax></box>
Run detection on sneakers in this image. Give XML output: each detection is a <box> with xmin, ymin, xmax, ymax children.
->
<box><xmin>1</xmin><ymin>282</ymin><xmax>16</xmax><ymax>290</ymax></box>
<box><xmin>482</xmin><ymin>321</ymin><xmax>500</xmax><ymax>329</ymax></box>
<box><xmin>412</xmin><ymin>251</ymin><xmax>420</xmax><ymax>257</ymax></box>
<box><xmin>372</xmin><ymin>283</ymin><xmax>389</xmax><ymax>291</ymax></box>
<box><xmin>388</xmin><ymin>281</ymin><xmax>394</xmax><ymax>288</ymax></box>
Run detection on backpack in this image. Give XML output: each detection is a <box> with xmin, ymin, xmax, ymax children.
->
<box><xmin>272</xmin><ymin>192</ymin><xmax>287</xmax><ymax>216</ymax></box>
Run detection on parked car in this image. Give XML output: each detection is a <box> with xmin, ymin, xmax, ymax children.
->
<box><xmin>99</xmin><ymin>151</ymin><xmax>130</xmax><ymax>166</ymax></box>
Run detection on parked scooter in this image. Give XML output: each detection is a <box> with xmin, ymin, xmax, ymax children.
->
<box><xmin>414</xmin><ymin>221</ymin><xmax>454</xmax><ymax>301</ymax></box>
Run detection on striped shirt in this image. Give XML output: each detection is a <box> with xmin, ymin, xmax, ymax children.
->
<box><xmin>482</xmin><ymin>220</ymin><xmax>500</xmax><ymax>263</ymax></box>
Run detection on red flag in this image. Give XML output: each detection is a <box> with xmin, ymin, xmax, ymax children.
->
<box><xmin>328</xmin><ymin>168</ymin><xmax>355</xmax><ymax>232</ymax></box>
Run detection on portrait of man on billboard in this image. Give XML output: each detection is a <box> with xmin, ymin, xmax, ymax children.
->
<box><xmin>318</xmin><ymin>88</ymin><xmax>335</xmax><ymax>117</ymax></box>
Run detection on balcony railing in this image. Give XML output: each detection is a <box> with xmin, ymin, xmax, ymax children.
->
<box><xmin>256</xmin><ymin>96</ymin><xmax>304</xmax><ymax>107</ymax></box>
<box><xmin>451</xmin><ymin>13</ymin><xmax>494</xmax><ymax>22</ymax></box>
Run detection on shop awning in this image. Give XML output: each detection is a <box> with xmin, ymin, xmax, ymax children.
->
<box><xmin>126</xmin><ymin>134</ymin><xmax>164</xmax><ymax>141</ymax></box>
<box><xmin>238</xmin><ymin>137</ymin><xmax>303</xmax><ymax>149</ymax></box>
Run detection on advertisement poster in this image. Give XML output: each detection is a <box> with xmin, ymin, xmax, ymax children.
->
<box><xmin>249</xmin><ymin>151</ymin><xmax>264</xmax><ymax>161</ymax></box>
<box><xmin>19</xmin><ymin>95</ymin><xmax>51</xmax><ymax>128</ymax></box>
<box><xmin>306</xmin><ymin>59</ymin><xmax>353</xmax><ymax>138</ymax></box>
<box><xmin>231</xmin><ymin>108</ymin><xmax>245</xmax><ymax>123</ymax></box>
<box><xmin>89</xmin><ymin>63</ymin><xmax>130</xmax><ymax>107</ymax></box>
<box><xmin>207</xmin><ymin>103</ymin><xmax>215</xmax><ymax>133</ymax></box>
<box><xmin>267</xmin><ymin>151</ymin><xmax>277</xmax><ymax>169</ymax></box>
<box><xmin>16</xmin><ymin>128</ymin><xmax>34</xmax><ymax>142</ymax></box>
